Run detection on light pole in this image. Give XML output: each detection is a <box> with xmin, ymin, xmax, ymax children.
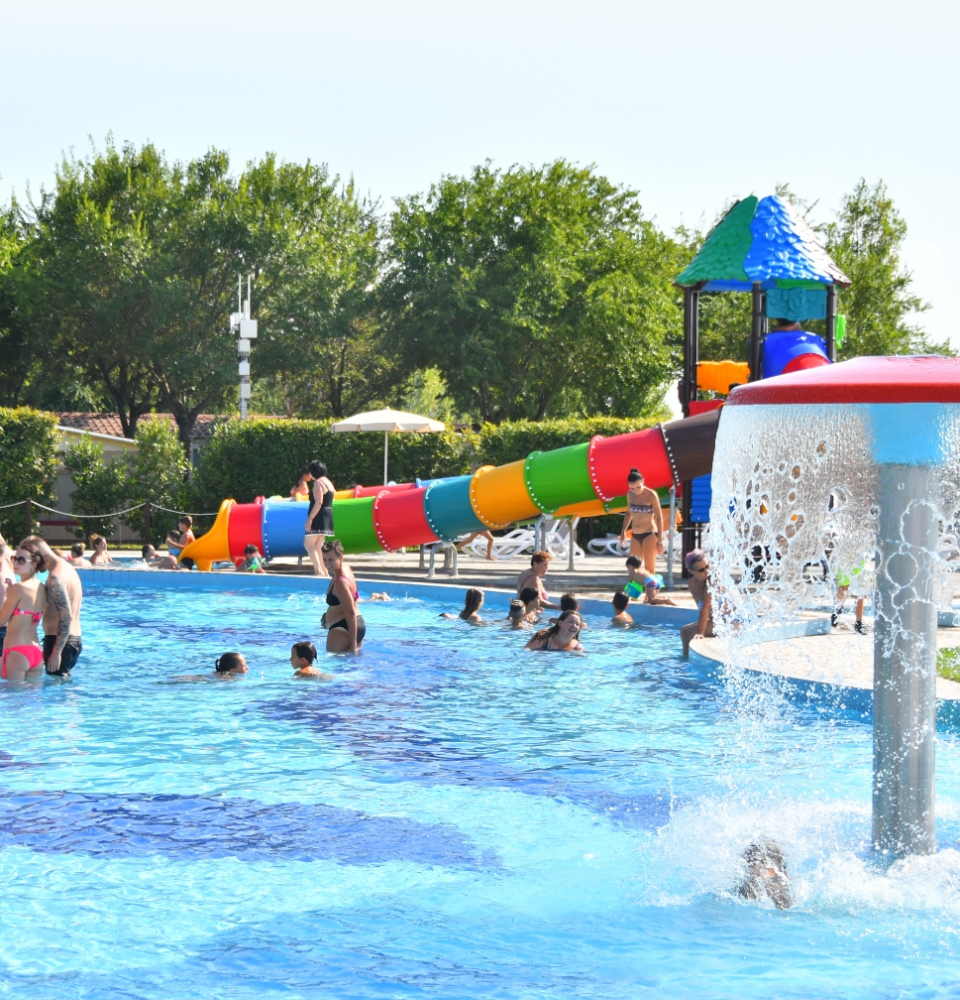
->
<box><xmin>230</xmin><ymin>274</ymin><xmax>257</xmax><ymax>419</ymax></box>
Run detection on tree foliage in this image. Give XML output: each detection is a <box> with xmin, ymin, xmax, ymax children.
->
<box><xmin>61</xmin><ymin>435</ymin><xmax>130</xmax><ymax>542</ymax></box>
<box><xmin>380</xmin><ymin>161</ymin><xmax>683</xmax><ymax>423</ymax></box>
<box><xmin>0</xmin><ymin>408</ymin><xmax>60</xmax><ymax>541</ymax></box>
<box><xmin>820</xmin><ymin>179</ymin><xmax>942</xmax><ymax>357</ymax></box>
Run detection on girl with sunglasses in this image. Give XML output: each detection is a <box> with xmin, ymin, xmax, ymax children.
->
<box><xmin>681</xmin><ymin>548</ymin><xmax>714</xmax><ymax>658</ymax></box>
<box><xmin>0</xmin><ymin>546</ymin><xmax>47</xmax><ymax>680</ymax></box>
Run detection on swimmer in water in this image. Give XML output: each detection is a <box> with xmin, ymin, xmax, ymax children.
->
<box><xmin>524</xmin><ymin>610</ymin><xmax>585</xmax><ymax>652</ymax></box>
<box><xmin>166</xmin><ymin>650</ymin><xmax>249</xmax><ymax>683</ymax></box>
<box><xmin>611</xmin><ymin>591</ymin><xmax>633</xmax><ymax>624</ymax></box>
<box><xmin>519</xmin><ymin>587</ymin><xmax>542</xmax><ymax>624</ymax></box>
<box><xmin>505</xmin><ymin>599</ymin><xmax>528</xmax><ymax>629</ymax></box>
<box><xmin>441</xmin><ymin>588</ymin><xmax>484</xmax><ymax>624</ymax></box>
<box><xmin>290</xmin><ymin>641</ymin><xmax>333</xmax><ymax>680</ymax></box>
<box><xmin>736</xmin><ymin>839</ymin><xmax>794</xmax><ymax>910</ymax></box>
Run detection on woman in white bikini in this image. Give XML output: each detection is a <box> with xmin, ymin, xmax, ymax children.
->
<box><xmin>618</xmin><ymin>467</ymin><xmax>663</xmax><ymax>577</ymax></box>
<box><xmin>0</xmin><ymin>545</ymin><xmax>47</xmax><ymax>681</ymax></box>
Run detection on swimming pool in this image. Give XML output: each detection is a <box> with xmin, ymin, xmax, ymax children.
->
<box><xmin>1</xmin><ymin>584</ymin><xmax>959</xmax><ymax>999</ymax></box>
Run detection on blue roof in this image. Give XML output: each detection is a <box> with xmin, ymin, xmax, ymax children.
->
<box><xmin>678</xmin><ymin>195</ymin><xmax>850</xmax><ymax>291</ymax></box>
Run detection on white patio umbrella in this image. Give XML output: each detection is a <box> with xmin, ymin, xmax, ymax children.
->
<box><xmin>331</xmin><ymin>408</ymin><xmax>445</xmax><ymax>486</ymax></box>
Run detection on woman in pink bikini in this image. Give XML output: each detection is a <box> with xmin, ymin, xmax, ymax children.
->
<box><xmin>0</xmin><ymin>545</ymin><xmax>47</xmax><ymax>681</ymax></box>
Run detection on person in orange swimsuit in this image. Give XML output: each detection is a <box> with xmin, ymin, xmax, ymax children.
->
<box><xmin>0</xmin><ymin>545</ymin><xmax>47</xmax><ymax>681</ymax></box>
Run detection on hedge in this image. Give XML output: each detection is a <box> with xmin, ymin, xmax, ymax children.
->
<box><xmin>0</xmin><ymin>408</ymin><xmax>59</xmax><ymax>542</ymax></box>
<box><xmin>187</xmin><ymin>415</ymin><xmax>664</xmax><ymax>513</ymax></box>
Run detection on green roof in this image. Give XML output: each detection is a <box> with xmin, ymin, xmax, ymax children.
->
<box><xmin>675</xmin><ymin>196</ymin><xmax>757</xmax><ymax>287</ymax></box>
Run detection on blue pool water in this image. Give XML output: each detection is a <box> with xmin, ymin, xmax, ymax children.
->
<box><xmin>1</xmin><ymin>585</ymin><xmax>960</xmax><ymax>998</ymax></box>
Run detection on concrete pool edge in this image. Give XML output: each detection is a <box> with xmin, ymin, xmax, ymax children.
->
<box><xmin>77</xmin><ymin>567</ymin><xmax>699</xmax><ymax>626</ymax></box>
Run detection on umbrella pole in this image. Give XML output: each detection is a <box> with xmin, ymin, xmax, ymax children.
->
<box><xmin>384</xmin><ymin>431</ymin><xmax>389</xmax><ymax>485</ymax></box>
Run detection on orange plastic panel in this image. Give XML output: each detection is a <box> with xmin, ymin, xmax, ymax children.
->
<box><xmin>469</xmin><ymin>461</ymin><xmax>540</xmax><ymax>529</ymax></box>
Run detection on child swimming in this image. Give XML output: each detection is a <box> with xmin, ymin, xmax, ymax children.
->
<box><xmin>290</xmin><ymin>641</ymin><xmax>333</xmax><ymax>680</ymax></box>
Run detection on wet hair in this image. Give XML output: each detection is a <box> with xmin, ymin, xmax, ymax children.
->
<box><xmin>612</xmin><ymin>592</ymin><xmax>630</xmax><ymax>612</ymax></box>
<box><xmin>627</xmin><ymin>468</ymin><xmax>643</xmax><ymax>484</ymax></box>
<box><xmin>459</xmin><ymin>588</ymin><xmax>484</xmax><ymax>620</ymax></box>
<box><xmin>291</xmin><ymin>641</ymin><xmax>317</xmax><ymax>665</ymax></box>
<box><xmin>178</xmin><ymin>515</ymin><xmax>193</xmax><ymax>528</ymax></box>
<box><xmin>215</xmin><ymin>652</ymin><xmax>247</xmax><ymax>673</ymax></box>
<box><xmin>529</xmin><ymin>609</ymin><xmax>582</xmax><ymax>647</ymax></box>
<box><xmin>321</xmin><ymin>538</ymin><xmax>344</xmax><ymax>558</ymax></box>
<box><xmin>559</xmin><ymin>594</ymin><xmax>579</xmax><ymax>612</ymax></box>
<box><xmin>531</xmin><ymin>550</ymin><xmax>551</xmax><ymax>567</ymax></box>
<box><xmin>508</xmin><ymin>599</ymin><xmax>525</xmax><ymax>620</ymax></box>
<box><xmin>244</xmin><ymin>544</ymin><xmax>259</xmax><ymax>556</ymax></box>
<box><xmin>685</xmin><ymin>548</ymin><xmax>707</xmax><ymax>570</ymax></box>
<box><xmin>71</xmin><ymin>543</ymin><xmax>85</xmax><ymax>557</ymax></box>
<box><xmin>625</xmin><ymin>555</ymin><xmax>642</xmax><ymax>569</ymax></box>
<box><xmin>141</xmin><ymin>544</ymin><xmax>154</xmax><ymax>558</ymax></box>
<box><xmin>308</xmin><ymin>460</ymin><xmax>327</xmax><ymax>478</ymax></box>
<box><xmin>519</xmin><ymin>587</ymin><xmax>540</xmax><ymax>608</ymax></box>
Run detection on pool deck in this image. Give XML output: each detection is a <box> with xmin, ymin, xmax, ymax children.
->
<box><xmin>690</xmin><ymin>624</ymin><xmax>960</xmax><ymax>706</ymax></box>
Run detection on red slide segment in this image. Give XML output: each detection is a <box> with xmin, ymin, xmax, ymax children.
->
<box><xmin>227</xmin><ymin>498</ymin><xmax>264</xmax><ymax>559</ymax></box>
<box><xmin>373</xmin><ymin>488</ymin><xmax>440</xmax><ymax>551</ymax></box>
<box><xmin>587</xmin><ymin>427</ymin><xmax>672</xmax><ymax>501</ymax></box>
<box><xmin>352</xmin><ymin>483</ymin><xmax>420</xmax><ymax>499</ymax></box>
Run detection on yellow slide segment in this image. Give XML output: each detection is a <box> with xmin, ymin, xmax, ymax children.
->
<box><xmin>180</xmin><ymin>499</ymin><xmax>233</xmax><ymax>572</ymax></box>
<box><xmin>469</xmin><ymin>461</ymin><xmax>541</xmax><ymax>529</ymax></box>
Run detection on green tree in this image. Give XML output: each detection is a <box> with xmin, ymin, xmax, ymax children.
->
<box><xmin>820</xmin><ymin>179</ymin><xmax>943</xmax><ymax>357</ymax></box>
<box><xmin>0</xmin><ymin>408</ymin><xmax>59</xmax><ymax>541</ymax></box>
<box><xmin>61</xmin><ymin>434</ymin><xmax>130</xmax><ymax>542</ymax></box>
<box><xmin>243</xmin><ymin>158</ymin><xmax>386</xmax><ymax>419</ymax></box>
<box><xmin>124</xmin><ymin>417</ymin><xmax>190</xmax><ymax>544</ymax></box>
<box><xmin>398</xmin><ymin>367</ymin><xmax>459</xmax><ymax>424</ymax></box>
<box><xmin>380</xmin><ymin>160</ymin><xmax>683</xmax><ymax>423</ymax></box>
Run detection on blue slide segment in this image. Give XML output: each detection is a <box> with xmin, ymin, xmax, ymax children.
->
<box><xmin>261</xmin><ymin>499</ymin><xmax>310</xmax><ymax>560</ymax></box>
<box><xmin>423</xmin><ymin>476</ymin><xmax>485</xmax><ymax>541</ymax></box>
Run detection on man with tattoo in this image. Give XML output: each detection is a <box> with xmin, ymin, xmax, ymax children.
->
<box><xmin>18</xmin><ymin>537</ymin><xmax>83</xmax><ymax>677</ymax></box>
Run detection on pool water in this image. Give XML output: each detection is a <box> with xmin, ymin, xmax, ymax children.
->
<box><xmin>1</xmin><ymin>586</ymin><xmax>960</xmax><ymax>998</ymax></box>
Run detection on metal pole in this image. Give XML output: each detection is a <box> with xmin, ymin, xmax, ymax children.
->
<box><xmin>24</xmin><ymin>498</ymin><xmax>32</xmax><ymax>538</ymax></box>
<box><xmin>872</xmin><ymin>465</ymin><xmax>938</xmax><ymax>857</ymax></box>
<box><xmin>427</xmin><ymin>545</ymin><xmax>436</xmax><ymax>579</ymax></box>
<box><xmin>384</xmin><ymin>431</ymin><xmax>389</xmax><ymax>485</ymax></box>
<box><xmin>826</xmin><ymin>285</ymin><xmax>837</xmax><ymax>362</ymax></box>
<box><xmin>567</xmin><ymin>517</ymin><xmax>577</xmax><ymax>572</ymax></box>
<box><xmin>143</xmin><ymin>500</ymin><xmax>151</xmax><ymax>544</ymax></box>
<box><xmin>450</xmin><ymin>544</ymin><xmax>459</xmax><ymax>578</ymax></box>
<box><xmin>749</xmin><ymin>282</ymin><xmax>764</xmax><ymax>381</ymax></box>
<box><xmin>666</xmin><ymin>486</ymin><xmax>677</xmax><ymax>590</ymax></box>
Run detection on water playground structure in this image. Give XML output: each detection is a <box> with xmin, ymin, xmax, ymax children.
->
<box><xmin>181</xmin><ymin>195</ymin><xmax>958</xmax><ymax>859</ymax></box>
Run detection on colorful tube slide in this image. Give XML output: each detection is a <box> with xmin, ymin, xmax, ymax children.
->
<box><xmin>179</xmin><ymin>410</ymin><xmax>721</xmax><ymax>570</ymax></box>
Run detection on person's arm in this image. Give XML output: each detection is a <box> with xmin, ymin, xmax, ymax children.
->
<box><xmin>538</xmin><ymin>582</ymin><xmax>561</xmax><ymax>611</ymax></box>
<box><xmin>44</xmin><ymin>575</ymin><xmax>73</xmax><ymax>674</ymax></box>
<box><xmin>652</xmin><ymin>492</ymin><xmax>664</xmax><ymax>553</ymax></box>
<box><xmin>336</xmin><ymin>575</ymin><xmax>360</xmax><ymax>652</ymax></box>
<box><xmin>619</xmin><ymin>511</ymin><xmax>631</xmax><ymax>543</ymax></box>
<box><xmin>694</xmin><ymin>591</ymin><xmax>712</xmax><ymax>639</ymax></box>
<box><xmin>0</xmin><ymin>583</ymin><xmax>21</xmax><ymax>627</ymax></box>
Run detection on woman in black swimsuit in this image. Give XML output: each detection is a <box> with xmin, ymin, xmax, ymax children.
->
<box><xmin>303</xmin><ymin>460</ymin><xmax>336</xmax><ymax>577</ymax></box>
<box><xmin>321</xmin><ymin>539</ymin><xmax>365</xmax><ymax>653</ymax></box>
<box><xmin>618</xmin><ymin>468</ymin><xmax>663</xmax><ymax>577</ymax></box>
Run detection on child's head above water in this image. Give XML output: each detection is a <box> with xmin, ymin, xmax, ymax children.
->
<box><xmin>215</xmin><ymin>652</ymin><xmax>248</xmax><ymax>674</ymax></box>
<box><xmin>559</xmin><ymin>593</ymin><xmax>579</xmax><ymax>612</ymax></box>
<box><xmin>612</xmin><ymin>592</ymin><xmax>630</xmax><ymax>612</ymax></box>
<box><xmin>290</xmin><ymin>641</ymin><xmax>318</xmax><ymax>670</ymax></box>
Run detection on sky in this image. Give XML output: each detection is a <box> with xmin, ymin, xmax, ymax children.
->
<box><xmin>5</xmin><ymin>0</ymin><xmax>958</xmax><ymax>364</ymax></box>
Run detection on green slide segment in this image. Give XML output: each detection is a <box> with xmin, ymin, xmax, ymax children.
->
<box><xmin>524</xmin><ymin>443</ymin><xmax>596</xmax><ymax>514</ymax></box>
<box><xmin>331</xmin><ymin>497</ymin><xmax>383</xmax><ymax>554</ymax></box>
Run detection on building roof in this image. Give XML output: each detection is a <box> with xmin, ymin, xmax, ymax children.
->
<box><xmin>676</xmin><ymin>195</ymin><xmax>851</xmax><ymax>292</ymax></box>
<box><xmin>54</xmin><ymin>413</ymin><xmax>226</xmax><ymax>443</ymax></box>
